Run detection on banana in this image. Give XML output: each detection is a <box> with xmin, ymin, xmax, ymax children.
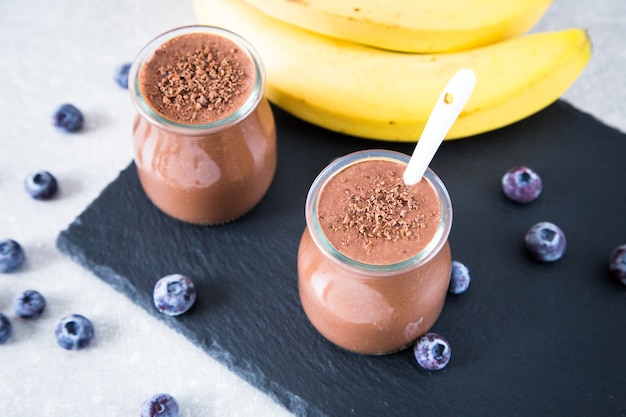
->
<box><xmin>238</xmin><ymin>0</ymin><xmax>553</xmax><ymax>53</ymax></box>
<box><xmin>193</xmin><ymin>0</ymin><xmax>592</xmax><ymax>141</ymax></box>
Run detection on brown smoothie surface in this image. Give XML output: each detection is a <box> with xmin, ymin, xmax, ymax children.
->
<box><xmin>139</xmin><ymin>32</ymin><xmax>255</xmax><ymax>124</ymax></box>
<box><xmin>317</xmin><ymin>159</ymin><xmax>441</xmax><ymax>265</ymax></box>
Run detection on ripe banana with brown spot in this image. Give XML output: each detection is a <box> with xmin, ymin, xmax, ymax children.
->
<box><xmin>238</xmin><ymin>0</ymin><xmax>553</xmax><ymax>53</ymax></box>
<box><xmin>193</xmin><ymin>0</ymin><xmax>592</xmax><ymax>141</ymax></box>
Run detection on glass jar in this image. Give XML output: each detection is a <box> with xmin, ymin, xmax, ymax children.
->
<box><xmin>297</xmin><ymin>150</ymin><xmax>453</xmax><ymax>355</ymax></box>
<box><xmin>128</xmin><ymin>25</ymin><xmax>277</xmax><ymax>225</ymax></box>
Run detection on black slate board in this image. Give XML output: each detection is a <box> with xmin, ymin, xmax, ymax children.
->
<box><xmin>57</xmin><ymin>101</ymin><xmax>626</xmax><ymax>417</ymax></box>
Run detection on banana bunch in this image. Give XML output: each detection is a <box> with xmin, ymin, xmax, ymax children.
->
<box><xmin>193</xmin><ymin>0</ymin><xmax>592</xmax><ymax>141</ymax></box>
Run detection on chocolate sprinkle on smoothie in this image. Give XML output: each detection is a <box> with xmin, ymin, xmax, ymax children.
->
<box><xmin>139</xmin><ymin>33</ymin><xmax>253</xmax><ymax>124</ymax></box>
<box><xmin>336</xmin><ymin>172</ymin><xmax>423</xmax><ymax>253</ymax></box>
<box><xmin>317</xmin><ymin>160</ymin><xmax>441</xmax><ymax>264</ymax></box>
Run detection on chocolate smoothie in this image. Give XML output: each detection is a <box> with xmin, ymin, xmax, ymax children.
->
<box><xmin>129</xmin><ymin>26</ymin><xmax>277</xmax><ymax>225</ymax></box>
<box><xmin>138</xmin><ymin>32</ymin><xmax>254</xmax><ymax>125</ymax></box>
<box><xmin>297</xmin><ymin>151</ymin><xmax>452</xmax><ymax>355</ymax></box>
<box><xmin>316</xmin><ymin>159</ymin><xmax>441</xmax><ymax>265</ymax></box>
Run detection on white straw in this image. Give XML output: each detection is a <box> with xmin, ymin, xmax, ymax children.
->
<box><xmin>403</xmin><ymin>68</ymin><xmax>476</xmax><ymax>185</ymax></box>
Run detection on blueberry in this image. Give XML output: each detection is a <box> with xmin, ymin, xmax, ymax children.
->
<box><xmin>53</xmin><ymin>103</ymin><xmax>83</xmax><ymax>132</ymax></box>
<box><xmin>0</xmin><ymin>239</ymin><xmax>25</xmax><ymax>273</ymax></box>
<box><xmin>54</xmin><ymin>314</ymin><xmax>94</xmax><ymax>350</ymax></box>
<box><xmin>501</xmin><ymin>166</ymin><xmax>542</xmax><ymax>203</ymax></box>
<box><xmin>0</xmin><ymin>313</ymin><xmax>12</xmax><ymax>344</ymax></box>
<box><xmin>609</xmin><ymin>244</ymin><xmax>626</xmax><ymax>285</ymax></box>
<box><xmin>414</xmin><ymin>332</ymin><xmax>451</xmax><ymax>371</ymax></box>
<box><xmin>140</xmin><ymin>393</ymin><xmax>179</xmax><ymax>417</ymax></box>
<box><xmin>153</xmin><ymin>274</ymin><xmax>197</xmax><ymax>316</ymax></box>
<box><xmin>14</xmin><ymin>289</ymin><xmax>46</xmax><ymax>319</ymax></box>
<box><xmin>114</xmin><ymin>62</ymin><xmax>132</xmax><ymax>89</ymax></box>
<box><xmin>525</xmin><ymin>221</ymin><xmax>567</xmax><ymax>262</ymax></box>
<box><xmin>448</xmin><ymin>260</ymin><xmax>471</xmax><ymax>294</ymax></box>
<box><xmin>24</xmin><ymin>171</ymin><xmax>58</xmax><ymax>200</ymax></box>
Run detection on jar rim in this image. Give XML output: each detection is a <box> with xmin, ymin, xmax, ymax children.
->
<box><xmin>305</xmin><ymin>149</ymin><xmax>453</xmax><ymax>276</ymax></box>
<box><xmin>128</xmin><ymin>25</ymin><xmax>265</xmax><ymax>135</ymax></box>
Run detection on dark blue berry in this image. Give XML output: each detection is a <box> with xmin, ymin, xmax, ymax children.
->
<box><xmin>501</xmin><ymin>166</ymin><xmax>542</xmax><ymax>203</ymax></box>
<box><xmin>14</xmin><ymin>289</ymin><xmax>46</xmax><ymax>319</ymax></box>
<box><xmin>414</xmin><ymin>332</ymin><xmax>451</xmax><ymax>371</ymax></box>
<box><xmin>25</xmin><ymin>171</ymin><xmax>58</xmax><ymax>200</ymax></box>
<box><xmin>609</xmin><ymin>244</ymin><xmax>626</xmax><ymax>285</ymax></box>
<box><xmin>525</xmin><ymin>222</ymin><xmax>567</xmax><ymax>262</ymax></box>
<box><xmin>0</xmin><ymin>239</ymin><xmax>25</xmax><ymax>273</ymax></box>
<box><xmin>54</xmin><ymin>314</ymin><xmax>94</xmax><ymax>350</ymax></box>
<box><xmin>53</xmin><ymin>103</ymin><xmax>83</xmax><ymax>132</ymax></box>
<box><xmin>153</xmin><ymin>274</ymin><xmax>197</xmax><ymax>316</ymax></box>
<box><xmin>115</xmin><ymin>62</ymin><xmax>132</xmax><ymax>89</ymax></box>
<box><xmin>448</xmin><ymin>260</ymin><xmax>471</xmax><ymax>294</ymax></box>
<box><xmin>140</xmin><ymin>393</ymin><xmax>179</xmax><ymax>417</ymax></box>
<box><xmin>0</xmin><ymin>313</ymin><xmax>12</xmax><ymax>344</ymax></box>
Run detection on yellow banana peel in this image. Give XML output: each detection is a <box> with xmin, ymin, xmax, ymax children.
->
<box><xmin>239</xmin><ymin>0</ymin><xmax>553</xmax><ymax>53</ymax></box>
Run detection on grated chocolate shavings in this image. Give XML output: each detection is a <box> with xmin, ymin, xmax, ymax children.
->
<box><xmin>334</xmin><ymin>170</ymin><xmax>425</xmax><ymax>254</ymax></box>
<box><xmin>157</xmin><ymin>46</ymin><xmax>244</xmax><ymax>121</ymax></box>
<box><xmin>141</xmin><ymin>34</ymin><xmax>251</xmax><ymax>124</ymax></box>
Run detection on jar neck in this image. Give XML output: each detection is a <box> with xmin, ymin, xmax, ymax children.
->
<box><xmin>306</xmin><ymin>150</ymin><xmax>453</xmax><ymax>276</ymax></box>
<box><xmin>128</xmin><ymin>25</ymin><xmax>265</xmax><ymax>136</ymax></box>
